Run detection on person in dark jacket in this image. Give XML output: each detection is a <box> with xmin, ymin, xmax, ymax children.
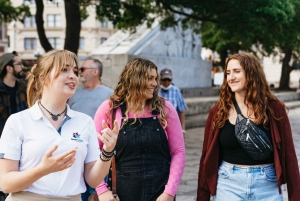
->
<box><xmin>0</xmin><ymin>52</ymin><xmax>27</xmax><ymax>136</ymax></box>
<box><xmin>197</xmin><ymin>53</ymin><xmax>300</xmax><ymax>201</ymax></box>
<box><xmin>0</xmin><ymin>52</ymin><xmax>27</xmax><ymax>200</ymax></box>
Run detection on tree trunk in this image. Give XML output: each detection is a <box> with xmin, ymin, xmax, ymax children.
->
<box><xmin>219</xmin><ymin>48</ymin><xmax>228</xmax><ymax>69</ymax></box>
<box><xmin>35</xmin><ymin>0</ymin><xmax>53</xmax><ymax>52</ymax></box>
<box><xmin>278</xmin><ymin>47</ymin><xmax>293</xmax><ymax>90</ymax></box>
<box><xmin>64</xmin><ymin>0</ymin><xmax>81</xmax><ymax>55</ymax></box>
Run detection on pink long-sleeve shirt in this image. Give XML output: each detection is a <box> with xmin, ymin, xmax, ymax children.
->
<box><xmin>94</xmin><ymin>99</ymin><xmax>186</xmax><ymax>197</ymax></box>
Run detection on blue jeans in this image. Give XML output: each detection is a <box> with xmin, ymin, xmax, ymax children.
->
<box><xmin>81</xmin><ymin>180</ymin><xmax>95</xmax><ymax>201</ymax></box>
<box><xmin>213</xmin><ymin>161</ymin><xmax>283</xmax><ymax>201</ymax></box>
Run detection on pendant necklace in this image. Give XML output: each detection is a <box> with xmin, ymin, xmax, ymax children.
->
<box><xmin>40</xmin><ymin>102</ymin><xmax>67</xmax><ymax>121</ymax></box>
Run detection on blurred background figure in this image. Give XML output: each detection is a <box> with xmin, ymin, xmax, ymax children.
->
<box><xmin>159</xmin><ymin>68</ymin><xmax>187</xmax><ymax>138</ymax></box>
<box><xmin>0</xmin><ymin>51</ymin><xmax>27</xmax><ymax>136</ymax></box>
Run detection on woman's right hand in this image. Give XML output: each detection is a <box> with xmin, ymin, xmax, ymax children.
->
<box><xmin>38</xmin><ymin>145</ymin><xmax>77</xmax><ymax>175</ymax></box>
<box><xmin>98</xmin><ymin>190</ymin><xmax>119</xmax><ymax>201</ymax></box>
<box><xmin>99</xmin><ymin>120</ymin><xmax>119</xmax><ymax>153</ymax></box>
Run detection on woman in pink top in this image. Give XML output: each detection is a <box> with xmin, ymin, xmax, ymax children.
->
<box><xmin>94</xmin><ymin>58</ymin><xmax>185</xmax><ymax>201</ymax></box>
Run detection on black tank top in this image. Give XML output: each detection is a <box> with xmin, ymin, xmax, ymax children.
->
<box><xmin>219</xmin><ymin>120</ymin><xmax>274</xmax><ymax>165</ymax></box>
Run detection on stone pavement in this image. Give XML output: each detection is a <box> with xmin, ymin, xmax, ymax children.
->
<box><xmin>176</xmin><ymin>106</ymin><xmax>300</xmax><ymax>201</ymax></box>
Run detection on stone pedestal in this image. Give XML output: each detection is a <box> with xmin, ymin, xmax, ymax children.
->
<box><xmin>92</xmin><ymin>22</ymin><xmax>212</xmax><ymax>90</ymax></box>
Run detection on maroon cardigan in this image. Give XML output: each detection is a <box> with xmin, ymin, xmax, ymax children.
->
<box><xmin>197</xmin><ymin>100</ymin><xmax>300</xmax><ymax>201</ymax></box>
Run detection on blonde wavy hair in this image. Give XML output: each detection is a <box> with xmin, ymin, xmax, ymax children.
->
<box><xmin>27</xmin><ymin>50</ymin><xmax>78</xmax><ymax>107</ymax></box>
<box><xmin>108</xmin><ymin>58</ymin><xmax>168</xmax><ymax>128</ymax></box>
<box><xmin>214</xmin><ymin>52</ymin><xmax>284</xmax><ymax>129</ymax></box>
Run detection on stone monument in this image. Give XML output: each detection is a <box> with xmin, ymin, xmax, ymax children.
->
<box><xmin>91</xmin><ymin>22</ymin><xmax>212</xmax><ymax>91</ymax></box>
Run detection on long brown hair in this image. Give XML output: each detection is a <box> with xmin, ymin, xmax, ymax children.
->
<box><xmin>27</xmin><ymin>50</ymin><xmax>78</xmax><ymax>107</ymax></box>
<box><xmin>108</xmin><ymin>58</ymin><xmax>168</xmax><ymax>128</ymax></box>
<box><xmin>214</xmin><ymin>52</ymin><xmax>284</xmax><ymax>129</ymax></box>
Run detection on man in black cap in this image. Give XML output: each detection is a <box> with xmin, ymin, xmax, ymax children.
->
<box><xmin>0</xmin><ymin>52</ymin><xmax>27</xmax><ymax>200</ymax></box>
<box><xmin>159</xmin><ymin>68</ymin><xmax>187</xmax><ymax>138</ymax></box>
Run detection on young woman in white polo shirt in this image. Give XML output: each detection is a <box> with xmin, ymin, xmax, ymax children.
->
<box><xmin>0</xmin><ymin>50</ymin><xmax>119</xmax><ymax>201</ymax></box>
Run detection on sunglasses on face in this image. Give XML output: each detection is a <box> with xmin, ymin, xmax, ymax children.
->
<box><xmin>79</xmin><ymin>67</ymin><xmax>96</xmax><ymax>73</ymax></box>
<box><xmin>161</xmin><ymin>79</ymin><xmax>172</xmax><ymax>82</ymax></box>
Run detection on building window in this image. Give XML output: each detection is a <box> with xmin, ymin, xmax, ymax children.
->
<box><xmin>47</xmin><ymin>14</ymin><xmax>61</xmax><ymax>27</ymax></box>
<box><xmin>79</xmin><ymin>37</ymin><xmax>85</xmax><ymax>49</ymax></box>
<box><xmin>24</xmin><ymin>0</ymin><xmax>35</xmax><ymax>4</ymax></box>
<box><xmin>24</xmin><ymin>16</ymin><xmax>36</xmax><ymax>27</ymax></box>
<box><xmin>47</xmin><ymin>0</ymin><xmax>60</xmax><ymax>3</ymax></box>
<box><xmin>48</xmin><ymin>37</ymin><xmax>61</xmax><ymax>49</ymax></box>
<box><xmin>99</xmin><ymin>20</ymin><xmax>108</xmax><ymax>28</ymax></box>
<box><xmin>101</xmin><ymin>37</ymin><xmax>107</xmax><ymax>44</ymax></box>
<box><xmin>24</xmin><ymin>38</ymin><xmax>37</xmax><ymax>50</ymax></box>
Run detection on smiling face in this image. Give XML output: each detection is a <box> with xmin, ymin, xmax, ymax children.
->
<box><xmin>46</xmin><ymin>59</ymin><xmax>79</xmax><ymax>99</ymax></box>
<box><xmin>226</xmin><ymin>59</ymin><xmax>246</xmax><ymax>95</ymax></box>
<box><xmin>146</xmin><ymin>68</ymin><xmax>158</xmax><ymax>100</ymax></box>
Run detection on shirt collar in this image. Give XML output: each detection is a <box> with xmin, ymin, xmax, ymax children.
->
<box><xmin>29</xmin><ymin>100</ymin><xmax>76</xmax><ymax>120</ymax></box>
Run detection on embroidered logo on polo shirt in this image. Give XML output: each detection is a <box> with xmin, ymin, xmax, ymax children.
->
<box><xmin>71</xmin><ymin>132</ymin><xmax>83</xmax><ymax>143</ymax></box>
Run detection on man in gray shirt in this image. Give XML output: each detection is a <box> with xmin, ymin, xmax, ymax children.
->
<box><xmin>68</xmin><ymin>57</ymin><xmax>113</xmax><ymax>118</ymax></box>
<box><xmin>68</xmin><ymin>57</ymin><xmax>113</xmax><ymax>201</ymax></box>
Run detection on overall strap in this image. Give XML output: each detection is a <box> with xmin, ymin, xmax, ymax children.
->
<box><xmin>111</xmin><ymin>108</ymin><xmax>117</xmax><ymax>198</ymax></box>
<box><xmin>120</xmin><ymin>103</ymin><xmax>127</xmax><ymax>117</ymax></box>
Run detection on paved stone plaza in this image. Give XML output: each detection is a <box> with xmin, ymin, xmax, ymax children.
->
<box><xmin>176</xmin><ymin>107</ymin><xmax>300</xmax><ymax>201</ymax></box>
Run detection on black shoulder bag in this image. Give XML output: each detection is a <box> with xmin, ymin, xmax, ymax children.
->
<box><xmin>233</xmin><ymin>101</ymin><xmax>273</xmax><ymax>160</ymax></box>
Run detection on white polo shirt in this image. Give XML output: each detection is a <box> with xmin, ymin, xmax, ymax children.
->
<box><xmin>0</xmin><ymin>101</ymin><xmax>100</xmax><ymax>196</ymax></box>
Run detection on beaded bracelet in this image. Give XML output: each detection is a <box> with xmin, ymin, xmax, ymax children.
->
<box><xmin>99</xmin><ymin>153</ymin><xmax>112</xmax><ymax>162</ymax></box>
<box><xmin>102</xmin><ymin>148</ymin><xmax>114</xmax><ymax>156</ymax></box>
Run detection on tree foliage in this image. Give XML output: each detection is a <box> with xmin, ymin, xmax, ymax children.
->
<box><xmin>35</xmin><ymin>0</ymin><xmax>300</xmax><ymax>89</ymax></box>
<box><xmin>96</xmin><ymin>0</ymin><xmax>299</xmax><ymax>89</ymax></box>
<box><xmin>0</xmin><ymin>0</ymin><xmax>30</xmax><ymax>23</ymax></box>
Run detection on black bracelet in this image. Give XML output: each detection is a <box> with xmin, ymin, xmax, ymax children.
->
<box><xmin>101</xmin><ymin>150</ymin><xmax>114</xmax><ymax>158</ymax></box>
<box><xmin>102</xmin><ymin>148</ymin><xmax>114</xmax><ymax>155</ymax></box>
<box><xmin>99</xmin><ymin>153</ymin><xmax>112</xmax><ymax>162</ymax></box>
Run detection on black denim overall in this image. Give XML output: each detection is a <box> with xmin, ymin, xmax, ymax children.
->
<box><xmin>107</xmin><ymin>104</ymin><xmax>171</xmax><ymax>201</ymax></box>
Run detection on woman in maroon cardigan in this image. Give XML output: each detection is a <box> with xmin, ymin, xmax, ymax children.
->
<box><xmin>197</xmin><ymin>53</ymin><xmax>300</xmax><ymax>201</ymax></box>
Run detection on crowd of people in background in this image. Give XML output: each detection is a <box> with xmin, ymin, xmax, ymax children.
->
<box><xmin>0</xmin><ymin>51</ymin><xmax>299</xmax><ymax>201</ymax></box>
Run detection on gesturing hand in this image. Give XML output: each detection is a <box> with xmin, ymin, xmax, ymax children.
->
<box><xmin>98</xmin><ymin>120</ymin><xmax>119</xmax><ymax>152</ymax></box>
<box><xmin>38</xmin><ymin>145</ymin><xmax>77</xmax><ymax>175</ymax></box>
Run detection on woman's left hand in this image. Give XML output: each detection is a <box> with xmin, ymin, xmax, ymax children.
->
<box><xmin>156</xmin><ymin>193</ymin><xmax>174</xmax><ymax>201</ymax></box>
<box><xmin>98</xmin><ymin>120</ymin><xmax>119</xmax><ymax>152</ymax></box>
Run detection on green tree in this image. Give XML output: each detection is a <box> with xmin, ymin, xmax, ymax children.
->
<box><xmin>261</xmin><ymin>1</ymin><xmax>300</xmax><ymax>90</ymax></box>
<box><xmin>36</xmin><ymin>0</ymin><xmax>299</xmax><ymax>89</ymax></box>
<box><xmin>97</xmin><ymin>0</ymin><xmax>297</xmax><ymax>89</ymax></box>
<box><xmin>0</xmin><ymin>0</ymin><xmax>30</xmax><ymax>23</ymax></box>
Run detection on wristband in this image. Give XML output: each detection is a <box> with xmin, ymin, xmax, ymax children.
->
<box><xmin>182</xmin><ymin>130</ymin><xmax>186</xmax><ymax>133</ymax></box>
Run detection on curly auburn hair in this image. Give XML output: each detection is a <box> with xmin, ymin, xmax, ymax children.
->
<box><xmin>214</xmin><ymin>52</ymin><xmax>284</xmax><ymax>129</ymax></box>
<box><xmin>107</xmin><ymin>58</ymin><xmax>168</xmax><ymax>128</ymax></box>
